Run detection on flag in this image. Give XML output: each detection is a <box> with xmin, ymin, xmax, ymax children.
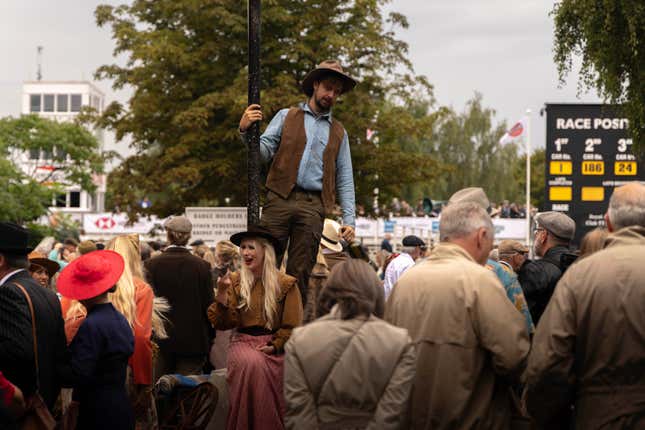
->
<box><xmin>500</xmin><ymin>117</ymin><xmax>528</xmax><ymax>145</ymax></box>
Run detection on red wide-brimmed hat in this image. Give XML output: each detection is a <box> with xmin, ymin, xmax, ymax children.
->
<box><xmin>57</xmin><ymin>250</ymin><xmax>124</xmax><ymax>300</ymax></box>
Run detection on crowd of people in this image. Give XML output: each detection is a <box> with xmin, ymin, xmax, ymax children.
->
<box><xmin>1</xmin><ymin>58</ymin><xmax>644</xmax><ymax>430</ymax></box>
<box><xmin>354</xmin><ymin>197</ymin><xmax>533</xmax><ymax>219</ymax></box>
<box><xmin>0</xmin><ymin>182</ymin><xmax>643</xmax><ymax>429</ymax></box>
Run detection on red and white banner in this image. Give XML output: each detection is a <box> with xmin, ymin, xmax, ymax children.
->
<box><xmin>500</xmin><ymin>117</ymin><xmax>528</xmax><ymax>145</ymax></box>
<box><xmin>83</xmin><ymin>213</ymin><xmax>167</xmax><ymax>235</ymax></box>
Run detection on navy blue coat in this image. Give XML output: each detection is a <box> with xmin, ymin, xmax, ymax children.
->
<box><xmin>70</xmin><ymin>303</ymin><xmax>134</xmax><ymax>430</ymax></box>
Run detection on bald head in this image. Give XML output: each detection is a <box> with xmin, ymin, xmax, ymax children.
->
<box><xmin>606</xmin><ymin>183</ymin><xmax>645</xmax><ymax>231</ymax></box>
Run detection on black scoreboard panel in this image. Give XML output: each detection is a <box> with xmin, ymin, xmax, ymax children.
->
<box><xmin>544</xmin><ymin>104</ymin><xmax>643</xmax><ymax>244</ymax></box>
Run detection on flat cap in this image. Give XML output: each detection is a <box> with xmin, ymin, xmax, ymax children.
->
<box><xmin>448</xmin><ymin>187</ymin><xmax>490</xmax><ymax>212</ymax></box>
<box><xmin>77</xmin><ymin>240</ymin><xmax>97</xmax><ymax>255</ymax></box>
<box><xmin>536</xmin><ymin>211</ymin><xmax>575</xmax><ymax>241</ymax></box>
<box><xmin>164</xmin><ymin>216</ymin><xmax>192</xmax><ymax>233</ymax></box>
<box><xmin>498</xmin><ymin>240</ymin><xmax>529</xmax><ymax>255</ymax></box>
<box><xmin>402</xmin><ymin>235</ymin><xmax>426</xmax><ymax>247</ymax></box>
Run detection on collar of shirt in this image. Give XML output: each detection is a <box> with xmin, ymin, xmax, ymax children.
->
<box><xmin>499</xmin><ymin>260</ymin><xmax>513</xmax><ymax>271</ymax></box>
<box><xmin>0</xmin><ymin>269</ymin><xmax>26</xmax><ymax>286</ymax></box>
<box><xmin>300</xmin><ymin>101</ymin><xmax>332</xmax><ymax>123</ymax></box>
<box><xmin>392</xmin><ymin>252</ymin><xmax>415</xmax><ymax>268</ymax></box>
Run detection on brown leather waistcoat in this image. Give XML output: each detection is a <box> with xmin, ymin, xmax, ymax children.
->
<box><xmin>265</xmin><ymin>107</ymin><xmax>345</xmax><ymax>214</ymax></box>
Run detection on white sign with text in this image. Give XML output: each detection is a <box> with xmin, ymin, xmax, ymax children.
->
<box><xmin>185</xmin><ymin>207</ymin><xmax>247</xmax><ymax>246</ymax></box>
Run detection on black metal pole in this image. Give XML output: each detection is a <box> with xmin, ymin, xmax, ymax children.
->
<box><xmin>247</xmin><ymin>0</ymin><xmax>261</xmax><ymax>227</ymax></box>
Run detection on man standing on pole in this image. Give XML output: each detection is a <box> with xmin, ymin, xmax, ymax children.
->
<box><xmin>238</xmin><ymin>60</ymin><xmax>357</xmax><ymax>303</ymax></box>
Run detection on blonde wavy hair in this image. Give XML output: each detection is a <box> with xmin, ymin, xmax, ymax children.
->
<box><xmin>67</xmin><ymin>234</ymin><xmax>169</xmax><ymax>338</ymax></box>
<box><xmin>215</xmin><ymin>240</ymin><xmax>241</xmax><ymax>270</ymax></box>
<box><xmin>238</xmin><ymin>238</ymin><xmax>281</xmax><ymax>330</ymax></box>
<box><xmin>194</xmin><ymin>244</ymin><xmax>217</xmax><ymax>269</ymax></box>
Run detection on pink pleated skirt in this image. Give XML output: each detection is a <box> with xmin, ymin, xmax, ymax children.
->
<box><xmin>226</xmin><ymin>332</ymin><xmax>285</xmax><ymax>430</ymax></box>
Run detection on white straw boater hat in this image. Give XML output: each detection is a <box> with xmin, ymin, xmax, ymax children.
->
<box><xmin>320</xmin><ymin>219</ymin><xmax>343</xmax><ymax>253</ymax></box>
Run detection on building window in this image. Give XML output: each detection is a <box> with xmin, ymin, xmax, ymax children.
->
<box><xmin>44</xmin><ymin>94</ymin><xmax>55</xmax><ymax>112</ymax></box>
<box><xmin>29</xmin><ymin>148</ymin><xmax>40</xmax><ymax>160</ymax></box>
<box><xmin>30</xmin><ymin>94</ymin><xmax>41</xmax><ymax>112</ymax></box>
<box><xmin>54</xmin><ymin>147</ymin><xmax>67</xmax><ymax>160</ymax></box>
<box><xmin>69</xmin><ymin>191</ymin><xmax>81</xmax><ymax>208</ymax></box>
<box><xmin>57</xmin><ymin>94</ymin><xmax>68</xmax><ymax>112</ymax></box>
<box><xmin>55</xmin><ymin>193</ymin><xmax>67</xmax><ymax>208</ymax></box>
<box><xmin>70</xmin><ymin>94</ymin><xmax>82</xmax><ymax>112</ymax></box>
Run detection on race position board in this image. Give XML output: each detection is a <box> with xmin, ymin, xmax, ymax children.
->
<box><xmin>544</xmin><ymin>104</ymin><xmax>643</xmax><ymax>244</ymax></box>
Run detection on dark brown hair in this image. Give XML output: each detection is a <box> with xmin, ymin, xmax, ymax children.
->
<box><xmin>167</xmin><ymin>230</ymin><xmax>190</xmax><ymax>246</ymax></box>
<box><xmin>317</xmin><ymin>259</ymin><xmax>384</xmax><ymax>320</ymax></box>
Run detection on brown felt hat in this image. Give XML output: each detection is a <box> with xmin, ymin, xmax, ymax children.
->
<box><xmin>301</xmin><ymin>60</ymin><xmax>357</xmax><ymax>97</ymax></box>
<box><xmin>28</xmin><ymin>251</ymin><xmax>60</xmax><ymax>278</ymax></box>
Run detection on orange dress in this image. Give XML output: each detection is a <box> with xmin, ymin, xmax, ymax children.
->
<box><xmin>61</xmin><ymin>277</ymin><xmax>154</xmax><ymax>385</ymax></box>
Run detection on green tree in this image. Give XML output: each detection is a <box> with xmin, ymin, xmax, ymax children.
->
<box><xmin>552</xmin><ymin>0</ymin><xmax>644</xmax><ymax>156</ymax></box>
<box><xmin>94</xmin><ymin>0</ymin><xmax>442</xmax><ymax>217</ymax></box>
<box><xmin>0</xmin><ymin>115</ymin><xmax>104</xmax><ymax>222</ymax></box>
<box><xmin>424</xmin><ymin>93</ymin><xmax>523</xmax><ymax>204</ymax></box>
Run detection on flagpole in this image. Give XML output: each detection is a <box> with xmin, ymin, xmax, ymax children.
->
<box><xmin>525</xmin><ymin>108</ymin><xmax>531</xmax><ymax>246</ymax></box>
<box><xmin>247</xmin><ymin>0</ymin><xmax>261</xmax><ymax>227</ymax></box>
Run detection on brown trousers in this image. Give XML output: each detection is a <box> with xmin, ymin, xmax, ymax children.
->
<box><xmin>260</xmin><ymin>189</ymin><xmax>324</xmax><ymax>304</ymax></box>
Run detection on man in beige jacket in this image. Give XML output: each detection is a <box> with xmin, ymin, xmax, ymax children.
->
<box><xmin>385</xmin><ymin>202</ymin><xmax>530</xmax><ymax>429</ymax></box>
<box><xmin>525</xmin><ymin>182</ymin><xmax>645</xmax><ymax>429</ymax></box>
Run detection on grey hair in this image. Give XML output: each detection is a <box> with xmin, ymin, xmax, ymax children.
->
<box><xmin>440</xmin><ymin>202</ymin><xmax>494</xmax><ymax>242</ymax></box>
<box><xmin>400</xmin><ymin>246</ymin><xmax>417</xmax><ymax>255</ymax></box>
<box><xmin>608</xmin><ymin>184</ymin><xmax>645</xmax><ymax>230</ymax></box>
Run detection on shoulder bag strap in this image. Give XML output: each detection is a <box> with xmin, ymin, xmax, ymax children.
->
<box><xmin>13</xmin><ymin>281</ymin><xmax>41</xmax><ymax>392</ymax></box>
<box><xmin>314</xmin><ymin>320</ymin><xmax>368</xmax><ymax>403</ymax></box>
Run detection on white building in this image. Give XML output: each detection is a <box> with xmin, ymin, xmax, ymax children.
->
<box><xmin>18</xmin><ymin>81</ymin><xmax>107</xmax><ymax>218</ymax></box>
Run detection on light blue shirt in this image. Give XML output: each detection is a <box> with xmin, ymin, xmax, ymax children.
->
<box><xmin>243</xmin><ymin>102</ymin><xmax>356</xmax><ymax>226</ymax></box>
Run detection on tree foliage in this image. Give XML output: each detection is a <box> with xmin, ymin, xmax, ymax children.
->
<box><xmin>0</xmin><ymin>115</ymin><xmax>104</xmax><ymax>222</ymax></box>
<box><xmin>552</xmin><ymin>0</ymin><xmax>644</xmax><ymax>156</ymax></box>
<box><xmin>421</xmin><ymin>94</ymin><xmax>524</xmax><ymax>204</ymax></box>
<box><xmin>94</xmin><ymin>0</ymin><xmax>442</xmax><ymax>217</ymax></box>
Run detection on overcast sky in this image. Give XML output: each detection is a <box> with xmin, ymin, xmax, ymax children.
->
<box><xmin>1</xmin><ymin>0</ymin><xmax>601</xmax><ymax>158</ymax></box>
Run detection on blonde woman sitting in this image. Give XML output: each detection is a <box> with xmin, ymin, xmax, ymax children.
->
<box><xmin>207</xmin><ymin>225</ymin><xmax>303</xmax><ymax>430</ymax></box>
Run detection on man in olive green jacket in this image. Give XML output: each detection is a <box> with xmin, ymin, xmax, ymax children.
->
<box><xmin>525</xmin><ymin>183</ymin><xmax>645</xmax><ymax>429</ymax></box>
<box><xmin>386</xmin><ymin>202</ymin><xmax>530</xmax><ymax>429</ymax></box>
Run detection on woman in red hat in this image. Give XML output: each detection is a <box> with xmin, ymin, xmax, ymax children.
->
<box><xmin>62</xmin><ymin>234</ymin><xmax>168</xmax><ymax>429</ymax></box>
<box><xmin>207</xmin><ymin>225</ymin><xmax>303</xmax><ymax>430</ymax></box>
<box><xmin>57</xmin><ymin>250</ymin><xmax>135</xmax><ymax>430</ymax></box>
